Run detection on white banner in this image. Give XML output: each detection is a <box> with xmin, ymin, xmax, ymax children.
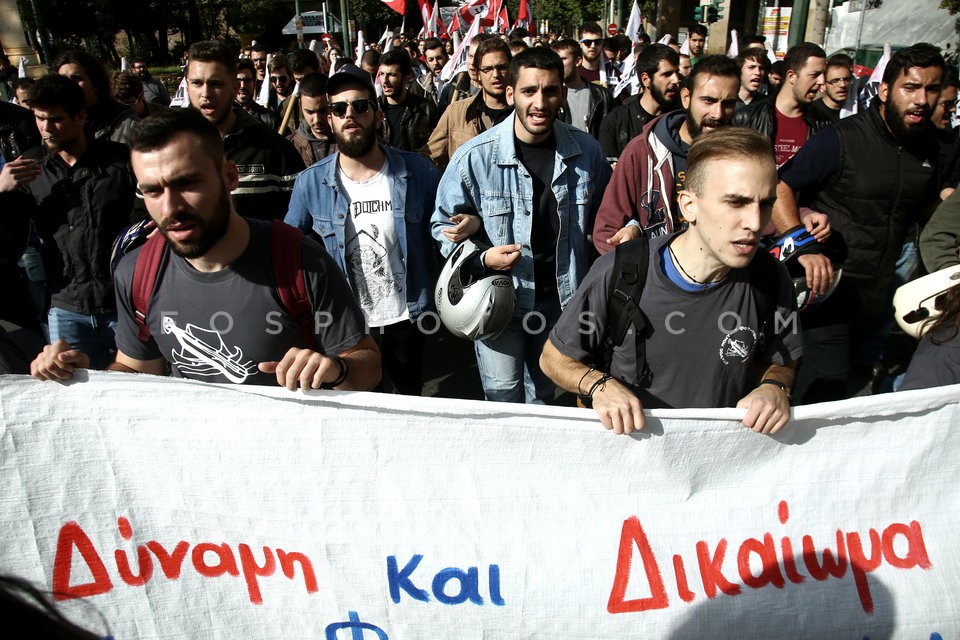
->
<box><xmin>1</xmin><ymin>372</ymin><xmax>958</xmax><ymax>638</ymax></box>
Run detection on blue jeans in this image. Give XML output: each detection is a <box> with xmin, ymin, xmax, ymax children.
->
<box><xmin>47</xmin><ymin>307</ymin><xmax>118</xmax><ymax>370</ymax></box>
<box><xmin>474</xmin><ymin>298</ymin><xmax>561</xmax><ymax>404</ymax></box>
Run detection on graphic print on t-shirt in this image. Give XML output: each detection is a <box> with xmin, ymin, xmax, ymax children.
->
<box><xmin>718</xmin><ymin>326</ymin><xmax>758</xmax><ymax>365</ymax></box>
<box><xmin>346</xmin><ymin>223</ymin><xmax>404</xmax><ymax>308</ymax></box>
<box><xmin>339</xmin><ymin>160</ymin><xmax>408</xmax><ymax>327</ymax></box>
<box><xmin>162</xmin><ymin>316</ymin><xmax>258</xmax><ymax>384</ymax></box>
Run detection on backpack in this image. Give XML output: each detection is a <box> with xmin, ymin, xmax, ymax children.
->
<box><xmin>130</xmin><ymin>219</ymin><xmax>317</xmax><ymax>349</ymax></box>
<box><xmin>601</xmin><ymin>237</ymin><xmax>782</xmax><ymax>389</ymax></box>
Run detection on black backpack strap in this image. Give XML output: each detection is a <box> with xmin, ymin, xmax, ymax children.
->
<box><xmin>747</xmin><ymin>250</ymin><xmax>782</xmax><ymax>356</ymax></box>
<box><xmin>602</xmin><ymin>237</ymin><xmax>652</xmax><ymax>388</ymax></box>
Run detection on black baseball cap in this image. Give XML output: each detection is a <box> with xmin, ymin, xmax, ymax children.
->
<box><xmin>326</xmin><ymin>63</ymin><xmax>376</xmax><ymax>97</ymax></box>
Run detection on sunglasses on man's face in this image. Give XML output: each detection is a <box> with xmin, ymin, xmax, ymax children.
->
<box><xmin>271</xmin><ymin>75</ymin><xmax>290</xmax><ymax>84</ymax></box>
<box><xmin>328</xmin><ymin>99</ymin><xmax>377</xmax><ymax>118</ymax></box>
<box><xmin>580</xmin><ymin>38</ymin><xmax>602</xmax><ymax>47</ymax></box>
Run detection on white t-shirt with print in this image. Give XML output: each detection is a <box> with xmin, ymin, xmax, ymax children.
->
<box><xmin>339</xmin><ymin>158</ymin><xmax>409</xmax><ymax>327</ymax></box>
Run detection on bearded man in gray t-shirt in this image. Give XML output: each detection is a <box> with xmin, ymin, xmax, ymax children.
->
<box><xmin>30</xmin><ymin>109</ymin><xmax>381</xmax><ymax>391</ymax></box>
<box><xmin>541</xmin><ymin>128</ymin><xmax>802</xmax><ymax>435</ymax></box>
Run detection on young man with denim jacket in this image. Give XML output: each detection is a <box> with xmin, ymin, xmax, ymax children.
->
<box><xmin>432</xmin><ymin>48</ymin><xmax>611</xmax><ymax>404</ymax></box>
<box><xmin>285</xmin><ymin>65</ymin><xmax>441</xmax><ymax>395</ymax></box>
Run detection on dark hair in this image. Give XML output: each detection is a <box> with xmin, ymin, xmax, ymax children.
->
<box><xmin>53</xmin><ymin>49</ymin><xmax>110</xmax><ymax>100</ymax></box>
<box><xmin>687</xmin><ymin>54</ymin><xmax>739</xmax><ymax>89</ymax></box>
<box><xmin>550</xmin><ymin>38</ymin><xmax>582</xmax><ymax>59</ymax></box>
<box><xmin>736</xmin><ymin>47</ymin><xmax>769</xmax><ymax>70</ymax></box>
<box><xmin>298</xmin><ymin>72</ymin><xmax>328</xmax><ymax>98</ymax></box>
<box><xmin>511</xmin><ymin>27</ymin><xmax>531</xmax><ymax>39</ymax></box>
<box><xmin>882</xmin><ymin>42</ymin><xmax>945</xmax><ymax>87</ymax></box>
<box><xmin>249</xmin><ymin>43</ymin><xmax>269</xmax><ymax>54</ymax></box>
<box><xmin>636</xmin><ymin>44</ymin><xmax>680</xmax><ymax>83</ymax></box>
<box><xmin>826</xmin><ymin>53</ymin><xmax>853</xmax><ymax>71</ymax></box>
<box><xmin>128</xmin><ymin>108</ymin><xmax>224</xmax><ymax>165</ymax></box>
<box><xmin>188</xmin><ymin>40</ymin><xmax>238</xmax><ymax>75</ymax></box>
<box><xmin>686</xmin><ymin>128</ymin><xmax>775</xmax><ymax>196</ymax></box>
<box><xmin>381</xmin><ymin>49</ymin><xmax>412</xmax><ymax>76</ymax></box>
<box><xmin>473</xmin><ymin>38</ymin><xmax>511</xmax><ymax>70</ymax></box>
<box><xmin>111</xmin><ymin>71</ymin><xmax>143</xmax><ymax>103</ymax></box>
<box><xmin>742</xmin><ymin>34</ymin><xmax>765</xmax><ymax>47</ymax></box>
<box><xmin>509</xmin><ymin>47</ymin><xmax>563</xmax><ymax>89</ymax></box>
<box><xmin>580</xmin><ymin>22</ymin><xmax>603</xmax><ymax>37</ymax></box>
<box><xmin>613</xmin><ymin>34</ymin><xmax>632</xmax><ymax>52</ymax></box>
<box><xmin>770</xmin><ymin>60</ymin><xmax>786</xmax><ymax>76</ymax></box>
<box><xmin>29</xmin><ymin>74</ymin><xmax>86</xmax><ymax>116</ymax></box>
<box><xmin>637</xmin><ymin>32</ymin><xmax>652</xmax><ymax>45</ymax></box>
<box><xmin>924</xmin><ymin>283</ymin><xmax>960</xmax><ymax>344</ymax></box>
<box><xmin>422</xmin><ymin>37</ymin><xmax>444</xmax><ymax>55</ymax></box>
<box><xmin>11</xmin><ymin>77</ymin><xmax>35</xmax><ymax>91</ymax></box>
<box><xmin>360</xmin><ymin>48</ymin><xmax>381</xmax><ymax>69</ymax></box>
<box><xmin>471</xmin><ymin>33</ymin><xmax>497</xmax><ymax>48</ymax></box>
<box><xmin>402</xmin><ymin>41</ymin><xmax>420</xmax><ymax>58</ymax></box>
<box><xmin>288</xmin><ymin>49</ymin><xmax>320</xmax><ymax>74</ymax></box>
<box><xmin>237</xmin><ymin>58</ymin><xmax>256</xmax><ymax>76</ymax></box>
<box><xmin>267</xmin><ymin>53</ymin><xmax>291</xmax><ymax>75</ymax></box>
<box><xmin>783</xmin><ymin>42</ymin><xmax>826</xmax><ymax>75</ymax></box>
<box><xmin>509</xmin><ymin>39</ymin><xmax>529</xmax><ymax>55</ymax></box>
<box><xmin>688</xmin><ymin>24</ymin><xmax>708</xmax><ymax>38</ymax></box>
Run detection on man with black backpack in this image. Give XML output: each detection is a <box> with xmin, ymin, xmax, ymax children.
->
<box><xmin>540</xmin><ymin>128</ymin><xmax>801</xmax><ymax>435</ymax></box>
<box><xmin>30</xmin><ymin>109</ymin><xmax>381</xmax><ymax>391</ymax></box>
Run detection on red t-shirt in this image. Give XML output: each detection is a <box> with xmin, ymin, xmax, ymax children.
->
<box><xmin>579</xmin><ymin>65</ymin><xmax>601</xmax><ymax>84</ymax></box>
<box><xmin>774</xmin><ymin>109</ymin><xmax>808</xmax><ymax>167</ymax></box>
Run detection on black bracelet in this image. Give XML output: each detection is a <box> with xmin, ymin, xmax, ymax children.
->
<box><xmin>759</xmin><ymin>378</ymin><xmax>791</xmax><ymax>401</ymax></box>
<box><xmin>578</xmin><ymin>372</ymin><xmax>613</xmax><ymax>409</ymax></box>
<box><xmin>577</xmin><ymin>366</ymin><xmax>596</xmax><ymax>396</ymax></box>
<box><xmin>320</xmin><ymin>356</ymin><xmax>348</xmax><ymax>390</ymax></box>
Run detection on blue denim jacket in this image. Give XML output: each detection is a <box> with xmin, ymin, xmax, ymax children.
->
<box><xmin>432</xmin><ymin>117</ymin><xmax>611</xmax><ymax>313</ymax></box>
<box><xmin>285</xmin><ymin>145</ymin><xmax>441</xmax><ymax>320</ymax></box>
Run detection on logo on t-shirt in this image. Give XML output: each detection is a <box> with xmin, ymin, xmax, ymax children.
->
<box><xmin>162</xmin><ymin>316</ymin><xmax>258</xmax><ymax>384</ymax></box>
<box><xmin>718</xmin><ymin>326</ymin><xmax>758</xmax><ymax>365</ymax></box>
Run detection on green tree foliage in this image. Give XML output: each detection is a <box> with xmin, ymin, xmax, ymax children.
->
<box><xmin>18</xmin><ymin>0</ymin><xmax>282</xmax><ymax>63</ymax></box>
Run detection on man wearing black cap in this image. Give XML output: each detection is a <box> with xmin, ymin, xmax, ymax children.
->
<box><xmin>285</xmin><ymin>64</ymin><xmax>441</xmax><ymax>395</ymax></box>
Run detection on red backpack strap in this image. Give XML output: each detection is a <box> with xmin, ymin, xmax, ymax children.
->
<box><xmin>270</xmin><ymin>219</ymin><xmax>318</xmax><ymax>350</ymax></box>
<box><xmin>130</xmin><ymin>232</ymin><xmax>168</xmax><ymax>342</ymax></box>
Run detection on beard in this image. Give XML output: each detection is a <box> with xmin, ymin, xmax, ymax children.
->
<box><xmin>685</xmin><ymin>107</ymin><xmax>723</xmax><ymax>139</ymax></box>
<box><xmin>160</xmin><ymin>185</ymin><xmax>231</xmax><ymax>259</ymax></box>
<box><xmin>334</xmin><ymin>122</ymin><xmax>378</xmax><ymax>158</ymax></box>
<box><xmin>650</xmin><ymin>82</ymin><xmax>677</xmax><ymax>109</ymax></box>
<box><xmin>884</xmin><ymin>99</ymin><xmax>929</xmax><ymax>143</ymax></box>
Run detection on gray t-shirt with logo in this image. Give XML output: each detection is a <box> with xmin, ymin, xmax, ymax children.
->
<box><xmin>550</xmin><ymin>235</ymin><xmax>803</xmax><ymax>409</ymax></box>
<box><xmin>114</xmin><ymin>218</ymin><xmax>367</xmax><ymax>385</ymax></box>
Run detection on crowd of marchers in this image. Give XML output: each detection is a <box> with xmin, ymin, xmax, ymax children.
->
<box><xmin>2</xmin><ymin>25</ymin><xmax>960</xmax><ymax>437</ymax></box>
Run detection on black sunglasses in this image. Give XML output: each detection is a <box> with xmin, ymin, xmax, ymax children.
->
<box><xmin>580</xmin><ymin>38</ymin><xmax>603</xmax><ymax>46</ymax></box>
<box><xmin>328</xmin><ymin>99</ymin><xmax>377</xmax><ymax>118</ymax></box>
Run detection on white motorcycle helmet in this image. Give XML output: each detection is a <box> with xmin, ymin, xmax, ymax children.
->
<box><xmin>893</xmin><ymin>265</ymin><xmax>960</xmax><ymax>339</ymax></box>
<box><xmin>435</xmin><ymin>239</ymin><xmax>516</xmax><ymax>341</ymax></box>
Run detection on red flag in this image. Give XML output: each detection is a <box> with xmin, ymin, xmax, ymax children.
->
<box><xmin>417</xmin><ymin>0</ymin><xmax>431</xmax><ymax>32</ymax></box>
<box><xmin>497</xmin><ymin>3</ymin><xmax>509</xmax><ymax>32</ymax></box>
<box><xmin>380</xmin><ymin>0</ymin><xmax>405</xmax><ymax>15</ymax></box>
<box><xmin>458</xmin><ymin>0</ymin><xmax>489</xmax><ymax>27</ymax></box>
<box><xmin>514</xmin><ymin>0</ymin><xmax>531</xmax><ymax>30</ymax></box>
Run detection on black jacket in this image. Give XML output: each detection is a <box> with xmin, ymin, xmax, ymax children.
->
<box><xmin>223</xmin><ymin>107</ymin><xmax>306</xmax><ymax>221</ymax></box>
<box><xmin>380</xmin><ymin>92</ymin><xmax>437</xmax><ymax>151</ymax></box>
<box><xmin>811</xmin><ymin>106</ymin><xmax>940</xmax><ymax>316</ymax></box>
<box><xmin>6</xmin><ymin>140</ymin><xmax>138</xmax><ymax>314</ymax></box>
<box><xmin>732</xmin><ymin>98</ymin><xmax>832</xmax><ymax>141</ymax></box>
<box><xmin>558</xmin><ymin>81</ymin><xmax>614</xmax><ymax>141</ymax></box>
<box><xmin>597</xmin><ymin>95</ymin><xmax>656</xmax><ymax>162</ymax></box>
